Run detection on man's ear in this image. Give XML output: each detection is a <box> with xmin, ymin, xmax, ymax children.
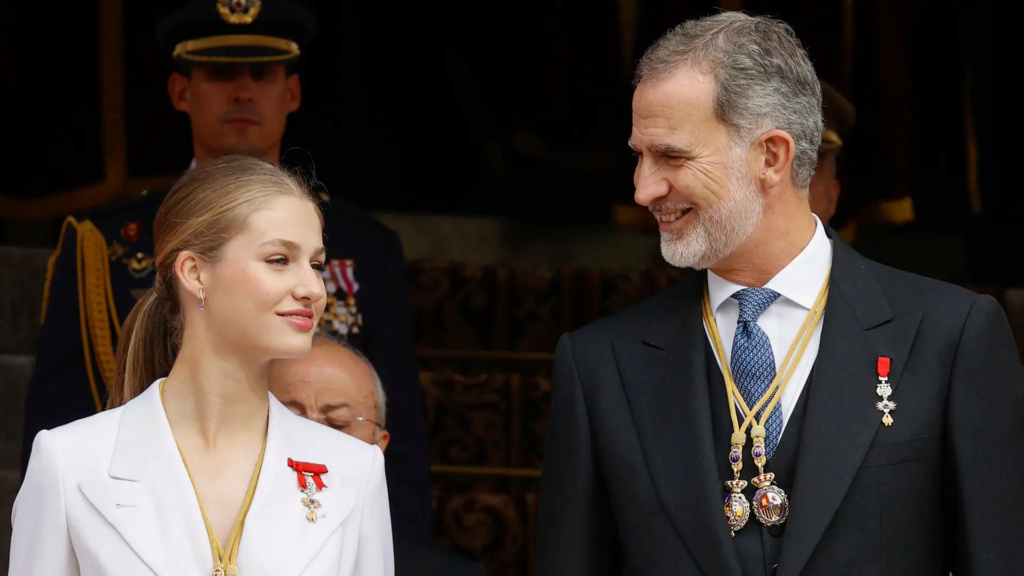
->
<box><xmin>754</xmin><ymin>129</ymin><xmax>796</xmax><ymax>191</ymax></box>
<box><xmin>376</xmin><ymin>429</ymin><xmax>390</xmax><ymax>454</ymax></box>
<box><xmin>168</xmin><ymin>72</ymin><xmax>190</xmax><ymax>113</ymax></box>
<box><xmin>286</xmin><ymin>73</ymin><xmax>301</xmax><ymax>113</ymax></box>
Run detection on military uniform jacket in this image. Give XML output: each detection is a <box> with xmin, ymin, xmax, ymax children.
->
<box><xmin>21</xmin><ymin>189</ymin><xmax>434</xmax><ymax>542</ymax></box>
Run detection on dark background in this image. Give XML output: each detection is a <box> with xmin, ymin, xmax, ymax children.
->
<box><xmin>0</xmin><ymin>2</ymin><xmax>1012</xmax><ymax>574</ymax></box>
<box><xmin>0</xmin><ymin>0</ymin><xmax>1010</xmax><ymax>282</ymax></box>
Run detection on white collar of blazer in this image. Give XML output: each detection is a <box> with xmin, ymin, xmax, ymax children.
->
<box><xmin>78</xmin><ymin>380</ymin><xmax>360</xmax><ymax>576</ymax></box>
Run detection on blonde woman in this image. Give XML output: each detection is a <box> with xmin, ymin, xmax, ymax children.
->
<box><xmin>10</xmin><ymin>155</ymin><xmax>394</xmax><ymax>575</ymax></box>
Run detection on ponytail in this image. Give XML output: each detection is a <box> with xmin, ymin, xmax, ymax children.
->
<box><xmin>107</xmin><ymin>277</ymin><xmax>182</xmax><ymax>408</ymax></box>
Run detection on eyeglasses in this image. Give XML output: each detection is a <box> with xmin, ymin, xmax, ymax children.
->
<box><xmin>294</xmin><ymin>412</ymin><xmax>384</xmax><ymax>433</ymax></box>
<box><xmin>354</xmin><ymin>416</ymin><xmax>383</xmax><ymax>430</ymax></box>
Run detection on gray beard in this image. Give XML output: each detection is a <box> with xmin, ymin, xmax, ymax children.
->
<box><xmin>659</xmin><ymin>156</ymin><xmax>763</xmax><ymax>270</ymax></box>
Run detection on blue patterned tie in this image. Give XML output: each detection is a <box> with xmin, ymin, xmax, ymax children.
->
<box><xmin>730</xmin><ymin>288</ymin><xmax>782</xmax><ymax>461</ymax></box>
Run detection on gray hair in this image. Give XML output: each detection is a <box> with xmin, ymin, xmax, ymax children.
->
<box><xmin>634</xmin><ymin>11</ymin><xmax>823</xmax><ymax>190</ymax></box>
<box><xmin>313</xmin><ymin>334</ymin><xmax>387</xmax><ymax>429</ymax></box>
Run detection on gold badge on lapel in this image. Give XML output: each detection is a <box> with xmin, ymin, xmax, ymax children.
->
<box><xmin>301</xmin><ymin>481</ymin><xmax>323</xmax><ymax>523</ymax></box>
<box><xmin>875</xmin><ymin>356</ymin><xmax>897</xmax><ymax>426</ymax></box>
<box><xmin>287</xmin><ymin>458</ymin><xmax>328</xmax><ymax>523</ymax></box>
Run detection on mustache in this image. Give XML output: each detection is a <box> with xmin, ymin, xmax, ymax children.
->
<box><xmin>220</xmin><ymin>107</ymin><xmax>264</xmax><ymax>123</ymax></box>
<box><xmin>649</xmin><ymin>202</ymin><xmax>694</xmax><ymax>213</ymax></box>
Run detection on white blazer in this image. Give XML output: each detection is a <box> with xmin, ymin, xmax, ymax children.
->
<box><xmin>9</xmin><ymin>380</ymin><xmax>395</xmax><ymax>576</ymax></box>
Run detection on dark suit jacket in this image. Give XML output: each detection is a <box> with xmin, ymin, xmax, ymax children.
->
<box><xmin>537</xmin><ymin>230</ymin><xmax>1024</xmax><ymax>575</ymax></box>
<box><xmin>394</xmin><ymin>537</ymin><xmax>487</xmax><ymax>576</ymax></box>
<box><xmin>21</xmin><ymin>188</ymin><xmax>435</xmax><ymax>542</ymax></box>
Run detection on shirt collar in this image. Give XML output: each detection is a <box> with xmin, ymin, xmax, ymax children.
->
<box><xmin>187</xmin><ymin>157</ymin><xmax>198</xmax><ymax>171</ymax></box>
<box><xmin>707</xmin><ymin>214</ymin><xmax>832</xmax><ymax>313</ymax></box>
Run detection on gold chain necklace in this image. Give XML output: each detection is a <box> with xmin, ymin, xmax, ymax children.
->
<box><xmin>160</xmin><ymin>380</ymin><xmax>268</xmax><ymax>576</ymax></box>
<box><xmin>702</xmin><ymin>269</ymin><xmax>829</xmax><ymax>535</ymax></box>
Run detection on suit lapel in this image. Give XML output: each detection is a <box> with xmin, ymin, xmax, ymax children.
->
<box><xmin>614</xmin><ymin>273</ymin><xmax>742</xmax><ymax>576</ymax></box>
<box><xmin>238</xmin><ymin>396</ymin><xmax>358</xmax><ymax>576</ymax></box>
<box><xmin>78</xmin><ymin>381</ymin><xmax>210</xmax><ymax>576</ymax></box>
<box><xmin>777</xmin><ymin>235</ymin><xmax>922</xmax><ymax>576</ymax></box>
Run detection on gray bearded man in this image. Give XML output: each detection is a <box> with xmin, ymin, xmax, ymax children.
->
<box><xmin>537</xmin><ymin>11</ymin><xmax>1024</xmax><ymax>576</ymax></box>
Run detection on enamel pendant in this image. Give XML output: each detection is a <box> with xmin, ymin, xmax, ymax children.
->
<box><xmin>723</xmin><ymin>439</ymin><xmax>751</xmax><ymax>536</ymax></box>
<box><xmin>748</xmin><ymin>430</ymin><xmax>789</xmax><ymax>526</ymax></box>
<box><xmin>723</xmin><ymin>479</ymin><xmax>751</xmax><ymax>536</ymax></box>
<box><xmin>751</xmin><ymin>472</ymin><xmax>789</xmax><ymax>526</ymax></box>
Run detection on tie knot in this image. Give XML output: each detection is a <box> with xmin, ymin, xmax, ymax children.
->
<box><xmin>733</xmin><ymin>287</ymin><xmax>779</xmax><ymax>323</ymax></box>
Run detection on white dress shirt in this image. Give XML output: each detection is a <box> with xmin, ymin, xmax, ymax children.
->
<box><xmin>704</xmin><ymin>215</ymin><xmax>833</xmax><ymax>438</ymax></box>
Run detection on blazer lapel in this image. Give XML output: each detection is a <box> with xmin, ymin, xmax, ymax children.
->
<box><xmin>78</xmin><ymin>382</ymin><xmax>210</xmax><ymax>576</ymax></box>
<box><xmin>614</xmin><ymin>272</ymin><xmax>743</xmax><ymax>576</ymax></box>
<box><xmin>238</xmin><ymin>395</ymin><xmax>359</xmax><ymax>576</ymax></box>
<box><xmin>777</xmin><ymin>235</ymin><xmax>922</xmax><ymax>576</ymax></box>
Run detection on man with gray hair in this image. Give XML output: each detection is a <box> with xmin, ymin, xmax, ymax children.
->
<box><xmin>269</xmin><ymin>335</ymin><xmax>487</xmax><ymax>576</ymax></box>
<box><xmin>538</xmin><ymin>10</ymin><xmax>1023</xmax><ymax>576</ymax></box>
<box><xmin>271</xmin><ymin>335</ymin><xmax>391</xmax><ymax>452</ymax></box>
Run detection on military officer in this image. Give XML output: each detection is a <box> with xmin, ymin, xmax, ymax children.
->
<box><xmin>21</xmin><ymin>0</ymin><xmax>434</xmax><ymax>543</ymax></box>
<box><xmin>808</xmin><ymin>79</ymin><xmax>856</xmax><ymax>227</ymax></box>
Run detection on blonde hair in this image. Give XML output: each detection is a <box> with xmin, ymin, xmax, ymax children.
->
<box><xmin>108</xmin><ymin>155</ymin><xmax>323</xmax><ymax>408</ymax></box>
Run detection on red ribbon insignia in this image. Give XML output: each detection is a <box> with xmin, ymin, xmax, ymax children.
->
<box><xmin>875</xmin><ymin>356</ymin><xmax>897</xmax><ymax>426</ymax></box>
<box><xmin>287</xmin><ymin>458</ymin><xmax>329</xmax><ymax>491</ymax></box>
<box><xmin>877</xmin><ymin>356</ymin><xmax>890</xmax><ymax>380</ymax></box>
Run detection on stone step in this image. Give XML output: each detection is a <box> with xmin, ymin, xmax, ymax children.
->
<box><xmin>0</xmin><ymin>355</ymin><xmax>32</xmax><ymax>469</ymax></box>
<box><xmin>0</xmin><ymin>246</ymin><xmax>50</xmax><ymax>355</ymax></box>
<box><xmin>1</xmin><ymin>467</ymin><xmax>20</xmax><ymax>574</ymax></box>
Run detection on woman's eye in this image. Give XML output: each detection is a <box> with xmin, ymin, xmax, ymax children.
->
<box><xmin>268</xmin><ymin>257</ymin><xmax>288</xmax><ymax>266</ymax></box>
<box><xmin>311</xmin><ymin>261</ymin><xmax>325</xmax><ymax>271</ymax></box>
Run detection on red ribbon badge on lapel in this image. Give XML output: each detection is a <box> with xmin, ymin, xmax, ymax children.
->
<box><xmin>877</xmin><ymin>356</ymin><xmax>890</xmax><ymax>379</ymax></box>
<box><xmin>287</xmin><ymin>458</ymin><xmax>329</xmax><ymax>490</ymax></box>
<box><xmin>875</xmin><ymin>356</ymin><xmax>897</xmax><ymax>426</ymax></box>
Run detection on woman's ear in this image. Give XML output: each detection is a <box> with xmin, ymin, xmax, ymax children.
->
<box><xmin>174</xmin><ymin>251</ymin><xmax>206</xmax><ymax>304</ymax></box>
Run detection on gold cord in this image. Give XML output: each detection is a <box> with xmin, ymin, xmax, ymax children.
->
<box><xmin>160</xmin><ymin>380</ymin><xmax>267</xmax><ymax>574</ymax></box>
<box><xmin>702</xmin><ymin>267</ymin><xmax>830</xmax><ymax>444</ymax></box>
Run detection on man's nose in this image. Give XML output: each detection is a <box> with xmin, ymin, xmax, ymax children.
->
<box><xmin>231</xmin><ymin>72</ymin><xmax>256</xmax><ymax>101</ymax></box>
<box><xmin>633</xmin><ymin>161</ymin><xmax>670</xmax><ymax>207</ymax></box>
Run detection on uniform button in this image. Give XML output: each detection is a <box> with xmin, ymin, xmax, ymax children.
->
<box><xmin>768</xmin><ymin>524</ymin><xmax>785</xmax><ymax>537</ymax></box>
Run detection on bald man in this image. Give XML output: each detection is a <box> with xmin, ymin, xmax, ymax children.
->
<box><xmin>270</xmin><ymin>337</ymin><xmax>486</xmax><ymax>576</ymax></box>
<box><xmin>271</xmin><ymin>336</ymin><xmax>391</xmax><ymax>451</ymax></box>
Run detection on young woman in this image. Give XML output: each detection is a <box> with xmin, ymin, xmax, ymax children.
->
<box><xmin>11</xmin><ymin>155</ymin><xmax>394</xmax><ymax>575</ymax></box>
